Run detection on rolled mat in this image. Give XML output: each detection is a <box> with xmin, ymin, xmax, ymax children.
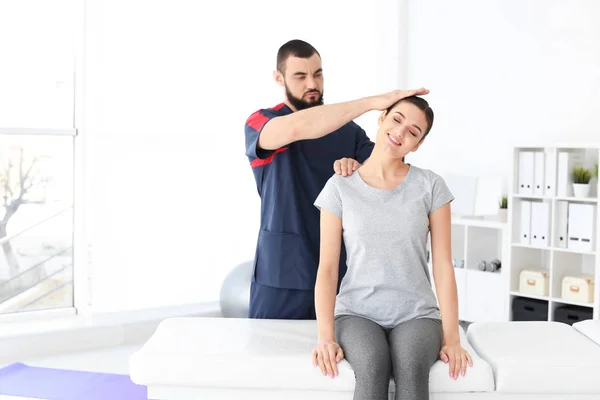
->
<box><xmin>0</xmin><ymin>362</ymin><xmax>147</xmax><ymax>400</ymax></box>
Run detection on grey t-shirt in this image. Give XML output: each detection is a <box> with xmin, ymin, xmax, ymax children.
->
<box><xmin>314</xmin><ymin>164</ymin><xmax>454</xmax><ymax>328</ymax></box>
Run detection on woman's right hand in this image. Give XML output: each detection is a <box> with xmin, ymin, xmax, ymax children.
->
<box><xmin>312</xmin><ymin>338</ymin><xmax>344</xmax><ymax>378</ymax></box>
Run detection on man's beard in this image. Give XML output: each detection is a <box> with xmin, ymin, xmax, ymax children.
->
<box><xmin>285</xmin><ymin>84</ymin><xmax>324</xmax><ymax>111</ymax></box>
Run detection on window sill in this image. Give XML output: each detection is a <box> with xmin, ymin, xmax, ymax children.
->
<box><xmin>0</xmin><ymin>302</ymin><xmax>222</xmax><ymax>364</ymax></box>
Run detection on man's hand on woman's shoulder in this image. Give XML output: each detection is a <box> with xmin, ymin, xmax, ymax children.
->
<box><xmin>334</xmin><ymin>157</ymin><xmax>360</xmax><ymax>176</ymax></box>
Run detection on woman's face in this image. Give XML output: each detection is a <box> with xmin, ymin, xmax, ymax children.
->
<box><xmin>376</xmin><ymin>101</ymin><xmax>428</xmax><ymax>159</ymax></box>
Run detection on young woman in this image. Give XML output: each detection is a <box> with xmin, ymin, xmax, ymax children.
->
<box><xmin>311</xmin><ymin>95</ymin><xmax>472</xmax><ymax>400</ymax></box>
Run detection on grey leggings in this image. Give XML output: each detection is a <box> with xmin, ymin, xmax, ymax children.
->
<box><xmin>335</xmin><ymin>315</ymin><xmax>443</xmax><ymax>400</ymax></box>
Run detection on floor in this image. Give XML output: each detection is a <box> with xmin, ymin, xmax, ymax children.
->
<box><xmin>0</xmin><ymin>345</ymin><xmax>142</xmax><ymax>400</ymax></box>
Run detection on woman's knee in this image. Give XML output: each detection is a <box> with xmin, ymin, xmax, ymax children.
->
<box><xmin>334</xmin><ymin>315</ymin><xmax>394</xmax><ymax>383</ymax></box>
<box><xmin>393</xmin><ymin>352</ymin><xmax>433</xmax><ymax>378</ymax></box>
<box><xmin>353</xmin><ymin>352</ymin><xmax>392</xmax><ymax>381</ymax></box>
<box><xmin>389</xmin><ymin>319</ymin><xmax>443</xmax><ymax>374</ymax></box>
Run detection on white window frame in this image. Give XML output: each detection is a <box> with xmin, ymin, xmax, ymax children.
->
<box><xmin>0</xmin><ymin>128</ymin><xmax>81</xmax><ymax>323</ymax></box>
<box><xmin>0</xmin><ymin>0</ymin><xmax>88</xmax><ymax>325</ymax></box>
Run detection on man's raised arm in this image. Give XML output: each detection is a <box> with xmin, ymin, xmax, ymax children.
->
<box><xmin>258</xmin><ymin>88</ymin><xmax>428</xmax><ymax>151</ymax></box>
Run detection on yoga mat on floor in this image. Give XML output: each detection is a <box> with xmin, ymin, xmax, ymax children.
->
<box><xmin>0</xmin><ymin>363</ymin><xmax>147</xmax><ymax>400</ymax></box>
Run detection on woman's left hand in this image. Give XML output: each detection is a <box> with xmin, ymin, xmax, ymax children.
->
<box><xmin>439</xmin><ymin>342</ymin><xmax>473</xmax><ymax>379</ymax></box>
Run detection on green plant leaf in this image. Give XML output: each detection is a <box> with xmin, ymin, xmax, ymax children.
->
<box><xmin>572</xmin><ymin>166</ymin><xmax>592</xmax><ymax>184</ymax></box>
<box><xmin>499</xmin><ymin>195</ymin><xmax>508</xmax><ymax>209</ymax></box>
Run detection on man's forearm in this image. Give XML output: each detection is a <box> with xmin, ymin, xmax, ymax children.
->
<box><xmin>259</xmin><ymin>97</ymin><xmax>375</xmax><ymax>150</ymax></box>
<box><xmin>290</xmin><ymin>97</ymin><xmax>374</xmax><ymax>142</ymax></box>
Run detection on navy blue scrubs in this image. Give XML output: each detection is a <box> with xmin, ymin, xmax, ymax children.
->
<box><xmin>244</xmin><ymin>103</ymin><xmax>374</xmax><ymax>319</ymax></box>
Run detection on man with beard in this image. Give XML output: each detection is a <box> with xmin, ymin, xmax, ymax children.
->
<box><xmin>244</xmin><ymin>39</ymin><xmax>428</xmax><ymax>319</ymax></box>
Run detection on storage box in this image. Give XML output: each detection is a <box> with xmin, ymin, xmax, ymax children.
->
<box><xmin>554</xmin><ymin>304</ymin><xmax>593</xmax><ymax>326</ymax></box>
<box><xmin>519</xmin><ymin>269</ymin><xmax>549</xmax><ymax>296</ymax></box>
<box><xmin>561</xmin><ymin>275</ymin><xmax>595</xmax><ymax>303</ymax></box>
<box><xmin>512</xmin><ymin>296</ymin><xmax>548</xmax><ymax>321</ymax></box>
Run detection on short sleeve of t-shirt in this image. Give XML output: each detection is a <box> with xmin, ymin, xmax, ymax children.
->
<box><xmin>354</xmin><ymin>126</ymin><xmax>375</xmax><ymax>164</ymax></box>
<box><xmin>429</xmin><ymin>172</ymin><xmax>454</xmax><ymax>214</ymax></box>
<box><xmin>314</xmin><ymin>176</ymin><xmax>343</xmax><ymax>218</ymax></box>
<box><xmin>245</xmin><ymin>108</ymin><xmax>279</xmax><ymax>160</ymax></box>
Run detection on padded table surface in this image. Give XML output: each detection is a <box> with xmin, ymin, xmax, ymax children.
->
<box><xmin>467</xmin><ymin>321</ymin><xmax>600</xmax><ymax>394</ymax></box>
<box><xmin>573</xmin><ymin>319</ymin><xmax>600</xmax><ymax>346</ymax></box>
<box><xmin>130</xmin><ymin>317</ymin><xmax>494</xmax><ymax>393</ymax></box>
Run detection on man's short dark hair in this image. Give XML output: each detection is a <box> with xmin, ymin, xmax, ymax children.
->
<box><xmin>277</xmin><ymin>39</ymin><xmax>320</xmax><ymax>74</ymax></box>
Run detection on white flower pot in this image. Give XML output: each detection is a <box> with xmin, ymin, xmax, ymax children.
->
<box><xmin>573</xmin><ymin>183</ymin><xmax>590</xmax><ymax>198</ymax></box>
<box><xmin>498</xmin><ymin>208</ymin><xmax>508</xmax><ymax>223</ymax></box>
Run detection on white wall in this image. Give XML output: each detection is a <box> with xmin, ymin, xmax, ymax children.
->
<box><xmin>405</xmin><ymin>0</ymin><xmax>600</xmax><ymax>192</ymax></box>
<box><xmin>0</xmin><ymin>0</ymin><xmax>76</xmax><ymax>129</ymax></box>
<box><xmin>84</xmin><ymin>0</ymin><xmax>406</xmax><ymax>311</ymax></box>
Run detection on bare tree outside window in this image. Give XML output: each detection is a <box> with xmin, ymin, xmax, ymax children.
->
<box><xmin>0</xmin><ymin>136</ymin><xmax>73</xmax><ymax>314</ymax></box>
<box><xmin>1</xmin><ymin>147</ymin><xmax>48</xmax><ymax>277</ymax></box>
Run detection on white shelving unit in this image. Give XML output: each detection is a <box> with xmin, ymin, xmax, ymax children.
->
<box><xmin>429</xmin><ymin>216</ymin><xmax>509</xmax><ymax>323</ymax></box>
<box><xmin>507</xmin><ymin>143</ymin><xmax>600</xmax><ymax>322</ymax></box>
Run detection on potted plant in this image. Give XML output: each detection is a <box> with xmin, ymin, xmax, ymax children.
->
<box><xmin>498</xmin><ymin>195</ymin><xmax>508</xmax><ymax>222</ymax></box>
<box><xmin>572</xmin><ymin>166</ymin><xmax>592</xmax><ymax>198</ymax></box>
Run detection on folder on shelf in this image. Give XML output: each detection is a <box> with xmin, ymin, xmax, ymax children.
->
<box><xmin>557</xmin><ymin>151</ymin><xmax>584</xmax><ymax>197</ymax></box>
<box><xmin>531</xmin><ymin>201</ymin><xmax>550</xmax><ymax>248</ymax></box>
<box><xmin>567</xmin><ymin>203</ymin><xmax>596</xmax><ymax>252</ymax></box>
<box><xmin>544</xmin><ymin>149</ymin><xmax>557</xmax><ymax>196</ymax></box>
<box><xmin>555</xmin><ymin>201</ymin><xmax>569</xmax><ymax>248</ymax></box>
<box><xmin>520</xmin><ymin>200</ymin><xmax>532</xmax><ymax>245</ymax></box>
<box><xmin>533</xmin><ymin>151</ymin><xmax>545</xmax><ymax>197</ymax></box>
<box><xmin>518</xmin><ymin>151</ymin><xmax>534</xmax><ymax>196</ymax></box>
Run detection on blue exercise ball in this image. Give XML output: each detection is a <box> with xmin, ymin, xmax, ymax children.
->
<box><xmin>219</xmin><ymin>260</ymin><xmax>253</xmax><ymax>318</ymax></box>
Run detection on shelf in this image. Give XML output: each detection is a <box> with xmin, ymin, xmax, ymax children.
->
<box><xmin>513</xmin><ymin>193</ymin><xmax>598</xmax><ymax>204</ymax></box>
<box><xmin>511</xmin><ymin>243</ymin><xmax>547</xmax><ymax>251</ymax></box>
<box><xmin>556</xmin><ymin>196</ymin><xmax>598</xmax><ymax>203</ymax></box>
<box><xmin>510</xmin><ymin>292</ymin><xmax>595</xmax><ymax>309</ymax></box>
<box><xmin>552</xmin><ymin>247</ymin><xmax>596</xmax><ymax>256</ymax></box>
<box><xmin>508</xmin><ymin>144</ymin><xmax>600</xmax><ymax>322</ymax></box>
<box><xmin>467</xmin><ymin>269</ymin><xmax>502</xmax><ymax>277</ymax></box>
<box><xmin>547</xmin><ymin>142</ymin><xmax>600</xmax><ymax>149</ymax></box>
<box><xmin>451</xmin><ymin>216</ymin><xmax>506</xmax><ymax>230</ymax></box>
<box><xmin>511</xmin><ymin>243</ymin><xmax>596</xmax><ymax>256</ymax></box>
<box><xmin>510</xmin><ymin>291</ymin><xmax>549</xmax><ymax>302</ymax></box>
<box><xmin>550</xmin><ymin>297</ymin><xmax>594</xmax><ymax>308</ymax></box>
<box><xmin>512</xmin><ymin>194</ymin><xmax>548</xmax><ymax>200</ymax></box>
<box><xmin>511</xmin><ymin>142</ymin><xmax>600</xmax><ymax>151</ymax></box>
<box><xmin>429</xmin><ymin>264</ymin><xmax>502</xmax><ymax>277</ymax></box>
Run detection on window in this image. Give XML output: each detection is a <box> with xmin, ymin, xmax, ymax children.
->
<box><xmin>0</xmin><ymin>0</ymin><xmax>79</xmax><ymax>316</ymax></box>
<box><xmin>0</xmin><ymin>133</ymin><xmax>74</xmax><ymax>314</ymax></box>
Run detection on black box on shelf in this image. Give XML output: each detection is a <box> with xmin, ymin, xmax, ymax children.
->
<box><xmin>553</xmin><ymin>304</ymin><xmax>593</xmax><ymax>326</ymax></box>
<box><xmin>512</xmin><ymin>296</ymin><xmax>548</xmax><ymax>321</ymax></box>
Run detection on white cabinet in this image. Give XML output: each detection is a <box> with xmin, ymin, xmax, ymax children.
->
<box><xmin>429</xmin><ymin>218</ymin><xmax>509</xmax><ymax>323</ymax></box>
<box><xmin>466</xmin><ymin>270</ymin><xmax>505</xmax><ymax>322</ymax></box>
<box><xmin>508</xmin><ymin>144</ymin><xmax>600</xmax><ymax>322</ymax></box>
